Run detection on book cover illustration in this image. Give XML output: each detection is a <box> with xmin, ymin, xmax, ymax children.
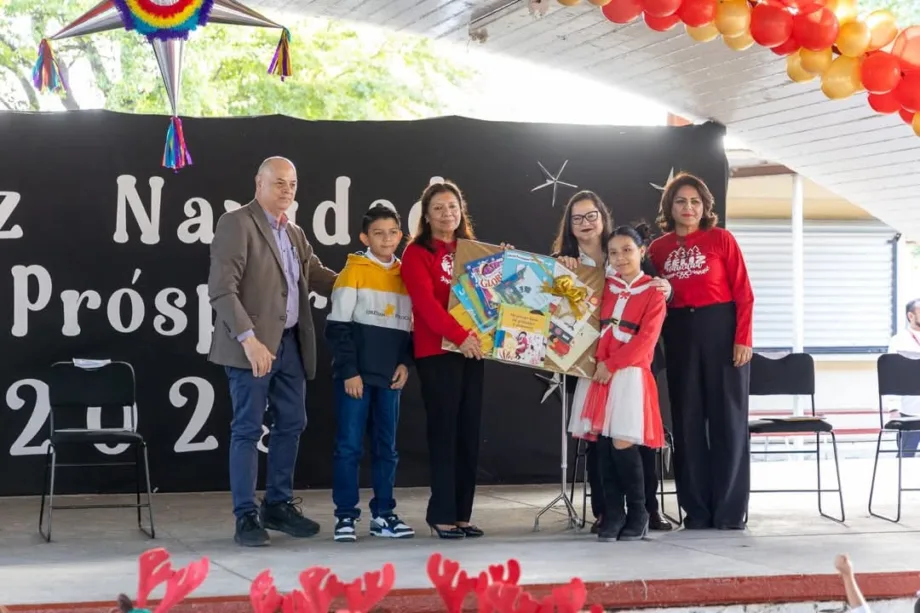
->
<box><xmin>547</xmin><ymin>320</ymin><xmax>600</xmax><ymax>375</ymax></box>
<box><xmin>464</xmin><ymin>253</ymin><xmax>504</xmax><ymax>319</ymax></box>
<box><xmin>497</xmin><ymin>250</ymin><xmax>559</xmax><ymax>313</ymax></box>
<box><xmin>546</xmin><ymin>261</ymin><xmax>600</xmax><ymax>337</ymax></box>
<box><xmin>492</xmin><ymin>304</ymin><xmax>549</xmax><ymax>367</ymax></box>
<box><xmin>444</xmin><ymin>303</ymin><xmax>495</xmax><ymax>354</ymax></box>
<box><xmin>452</xmin><ymin>273</ymin><xmax>496</xmax><ymax>333</ymax></box>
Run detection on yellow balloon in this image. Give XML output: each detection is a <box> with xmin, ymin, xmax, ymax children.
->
<box><xmin>787</xmin><ymin>51</ymin><xmax>816</xmax><ymax>83</ymax></box>
<box><xmin>723</xmin><ymin>31</ymin><xmax>754</xmax><ymax>51</ymax></box>
<box><xmin>800</xmin><ymin>47</ymin><xmax>834</xmax><ymax>75</ymax></box>
<box><xmin>714</xmin><ymin>0</ymin><xmax>751</xmax><ymax>39</ymax></box>
<box><xmin>836</xmin><ymin>20</ymin><xmax>871</xmax><ymax>57</ymax></box>
<box><xmin>912</xmin><ymin>113</ymin><xmax>920</xmax><ymax>137</ymax></box>
<box><xmin>557</xmin><ymin>0</ymin><xmax>580</xmax><ymax>6</ymax></box>
<box><xmin>587</xmin><ymin>0</ymin><xmax>612</xmax><ymax>6</ymax></box>
<box><xmin>826</xmin><ymin>0</ymin><xmax>858</xmax><ymax>24</ymax></box>
<box><xmin>686</xmin><ymin>22</ymin><xmax>720</xmax><ymax>43</ymax></box>
<box><xmin>821</xmin><ymin>55</ymin><xmax>862</xmax><ymax>100</ymax></box>
<box><xmin>866</xmin><ymin>9</ymin><xmax>898</xmax><ymax>51</ymax></box>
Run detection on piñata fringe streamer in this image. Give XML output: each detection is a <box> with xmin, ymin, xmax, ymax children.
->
<box><xmin>162</xmin><ymin>116</ymin><xmax>192</xmax><ymax>171</ymax></box>
<box><xmin>268</xmin><ymin>28</ymin><xmax>292</xmax><ymax>80</ymax></box>
<box><xmin>32</xmin><ymin>39</ymin><xmax>67</xmax><ymax>93</ymax></box>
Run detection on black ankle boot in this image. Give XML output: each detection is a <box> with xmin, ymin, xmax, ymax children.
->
<box><xmin>614</xmin><ymin>446</ymin><xmax>648</xmax><ymax>541</ymax></box>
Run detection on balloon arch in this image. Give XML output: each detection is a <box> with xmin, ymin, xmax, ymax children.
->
<box><xmin>560</xmin><ymin>0</ymin><xmax>920</xmax><ymax>136</ymax></box>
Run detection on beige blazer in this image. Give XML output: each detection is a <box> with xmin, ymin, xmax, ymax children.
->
<box><xmin>207</xmin><ymin>200</ymin><xmax>337</xmax><ymax>380</ymax></box>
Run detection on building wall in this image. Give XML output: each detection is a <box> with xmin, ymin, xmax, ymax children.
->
<box><xmin>727</xmin><ymin>175</ymin><xmax>890</xmax><ymax>434</ymax></box>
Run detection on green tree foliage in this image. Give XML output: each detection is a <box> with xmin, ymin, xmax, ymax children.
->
<box><xmin>859</xmin><ymin>0</ymin><xmax>920</xmax><ymax>24</ymax></box>
<box><xmin>0</xmin><ymin>0</ymin><xmax>475</xmax><ymax>118</ymax></box>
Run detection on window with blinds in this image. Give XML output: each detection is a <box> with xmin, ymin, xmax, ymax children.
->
<box><xmin>729</xmin><ymin>220</ymin><xmax>896</xmax><ymax>352</ymax></box>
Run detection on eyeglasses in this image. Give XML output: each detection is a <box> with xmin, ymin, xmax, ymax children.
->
<box><xmin>571</xmin><ymin>211</ymin><xmax>600</xmax><ymax>225</ymax></box>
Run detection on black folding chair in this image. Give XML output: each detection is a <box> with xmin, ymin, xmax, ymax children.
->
<box><xmin>39</xmin><ymin>360</ymin><xmax>155</xmax><ymax>542</ymax></box>
<box><xmin>868</xmin><ymin>353</ymin><xmax>920</xmax><ymax>523</ymax></box>
<box><xmin>747</xmin><ymin>353</ymin><xmax>845</xmax><ymax>523</ymax></box>
<box><xmin>570</xmin><ymin>429</ymin><xmax>683</xmax><ymax>528</ymax></box>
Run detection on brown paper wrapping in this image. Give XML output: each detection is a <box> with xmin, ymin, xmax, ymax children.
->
<box><xmin>441</xmin><ymin>239</ymin><xmax>605</xmax><ymax>378</ymax></box>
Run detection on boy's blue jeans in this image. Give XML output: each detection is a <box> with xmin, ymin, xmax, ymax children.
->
<box><xmin>332</xmin><ymin>379</ymin><xmax>400</xmax><ymax>519</ymax></box>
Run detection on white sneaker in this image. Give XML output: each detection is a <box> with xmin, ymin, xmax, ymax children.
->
<box><xmin>369</xmin><ymin>514</ymin><xmax>415</xmax><ymax>538</ymax></box>
<box><xmin>334</xmin><ymin>517</ymin><xmax>357</xmax><ymax>542</ymax></box>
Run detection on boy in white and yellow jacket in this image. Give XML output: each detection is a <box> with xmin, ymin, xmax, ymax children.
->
<box><xmin>325</xmin><ymin>204</ymin><xmax>414</xmax><ymax>542</ymax></box>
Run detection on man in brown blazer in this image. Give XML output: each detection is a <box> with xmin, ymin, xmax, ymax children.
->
<box><xmin>208</xmin><ymin>156</ymin><xmax>338</xmax><ymax>547</ymax></box>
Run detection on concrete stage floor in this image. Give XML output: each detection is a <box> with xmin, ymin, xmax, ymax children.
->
<box><xmin>2</xmin><ymin>458</ymin><xmax>920</xmax><ymax>611</ymax></box>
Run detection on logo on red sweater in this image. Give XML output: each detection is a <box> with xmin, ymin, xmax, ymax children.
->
<box><xmin>662</xmin><ymin>246</ymin><xmax>709</xmax><ymax>280</ymax></box>
<box><xmin>440</xmin><ymin>252</ymin><xmax>454</xmax><ymax>284</ymax></box>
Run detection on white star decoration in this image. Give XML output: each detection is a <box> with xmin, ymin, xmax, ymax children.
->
<box><xmin>650</xmin><ymin>167</ymin><xmax>675</xmax><ymax>192</ymax></box>
<box><xmin>535</xmin><ymin>371</ymin><xmax>563</xmax><ymax>404</ymax></box>
<box><xmin>532</xmin><ymin>160</ymin><xmax>577</xmax><ymax>208</ymax></box>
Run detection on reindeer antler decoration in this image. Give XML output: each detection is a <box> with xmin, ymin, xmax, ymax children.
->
<box><xmin>115</xmin><ymin>548</ymin><xmax>210</xmax><ymax>613</ymax></box>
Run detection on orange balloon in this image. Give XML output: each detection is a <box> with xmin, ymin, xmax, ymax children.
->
<box><xmin>912</xmin><ymin>113</ymin><xmax>920</xmax><ymax>137</ymax></box>
<box><xmin>836</xmin><ymin>20</ymin><xmax>871</xmax><ymax>57</ymax></box>
<box><xmin>821</xmin><ymin>55</ymin><xmax>861</xmax><ymax>99</ymax></box>
<box><xmin>866</xmin><ymin>9</ymin><xmax>899</xmax><ymax>51</ymax></box>
<box><xmin>825</xmin><ymin>0</ymin><xmax>858</xmax><ymax>24</ymax></box>
<box><xmin>724</xmin><ymin>30</ymin><xmax>755</xmax><ymax>51</ymax></box>
<box><xmin>714</xmin><ymin>0</ymin><xmax>751</xmax><ymax>38</ymax></box>
<box><xmin>588</xmin><ymin>0</ymin><xmax>612</xmax><ymax>5</ymax></box>
<box><xmin>686</xmin><ymin>22</ymin><xmax>721</xmax><ymax>42</ymax></box>
<box><xmin>787</xmin><ymin>51</ymin><xmax>816</xmax><ymax>83</ymax></box>
<box><xmin>558</xmin><ymin>0</ymin><xmax>580</xmax><ymax>6</ymax></box>
<box><xmin>800</xmin><ymin>47</ymin><xmax>834</xmax><ymax>74</ymax></box>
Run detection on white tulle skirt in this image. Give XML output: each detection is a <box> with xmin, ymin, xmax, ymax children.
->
<box><xmin>568</xmin><ymin>367</ymin><xmax>649</xmax><ymax>445</ymax></box>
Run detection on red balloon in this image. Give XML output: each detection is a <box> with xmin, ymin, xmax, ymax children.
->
<box><xmin>892</xmin><ymin>26</ymin><xmax>920</xmax><ymax>72</ymax></box>
<box><xmin>868</xmin><ymin>92</ymin><xmax>902</xmax><ymax>114</ymax></box>
<box><xmin>750</xmin><ymin>3</ymin><xmax>794</xmax><ymax>49</ymax></box>
<box><xmin>899</xmin><ymin>107</ymin><xmax>915</xmax><ymax>125</ymax></box>
<box><xmin>792</xmin><ymin>5</ymin><xmax>839</xmax><ymax>52</ymax></box>
<box><xmin>677</xmin><ymin>0</ymin><xmax>715</xmax><ymax>27</ymax></box>
<box><xmin>771</xmin><ymin>35</ymin><xmax>801</xmax><ymax>56</ymax></box>
<box><xmin>602</xmin><ymin>0</ymin><xmax>644</xmax><ymax>23</ymax></box>
<box><xmin>860</xmin><ymin>52</ymin><xmax>903</xmax><ymax>95</ymax></box>
<box><xmin>642</xmin><ymin>0</ymin><xmax>682</xmax><ymax>18</ymax></box>
<box><xmin>894</xmin><ymin>71</ymin><xmax>920</xmax><ymax>113</ymax></box>
<box><xmin>644</xmin><ymin>11</ymin><xmax>681</xmax><ymax>31</ymax></box>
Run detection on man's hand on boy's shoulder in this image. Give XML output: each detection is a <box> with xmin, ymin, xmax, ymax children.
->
<box><xmin>391</xmin><ymin>365</ymin><xmax>409</xmax><ymax>390</ymax></box>
<box><xmin>344</xmin><ymin>375</ymin><xmax>363</xmax><ymax>399</ymax></box>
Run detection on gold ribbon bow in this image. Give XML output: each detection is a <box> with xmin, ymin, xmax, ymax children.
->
<box><xmin>544</xmin><ymin>275</ymin><xmax>588</xmax><ymax>317</ymax></box>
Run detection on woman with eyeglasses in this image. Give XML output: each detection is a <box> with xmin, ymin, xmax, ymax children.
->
<box><xmin>552</xmin><ymin>190</ymin><xmax>673</xmax><ymax>534</ymax></box>
<box><xmin>647</xmin><ymin>173</ymin><xmax>754</xmax><ymax>531</ymax></box>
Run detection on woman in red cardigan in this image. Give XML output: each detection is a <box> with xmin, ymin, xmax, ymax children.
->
<box><xmin>647</xmin><ymin>172</ymin><xmax>754</xmax><ymax>531</ymax></box>
<box><xmin>401</xmin><ymin>181</ymin><xmax>489</xmax><ymax>540</ymax></box>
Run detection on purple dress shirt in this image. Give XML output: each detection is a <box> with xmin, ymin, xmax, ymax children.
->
<box><xmin>237</xmin><ymin>208</ymin><xmax>300</xmax><ymax>343</ymax></box>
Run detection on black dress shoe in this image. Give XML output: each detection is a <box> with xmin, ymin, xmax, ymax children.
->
<box><xmin>648</xmin><ymin>511</ymin><xmax>673</xmax><ymax>532</ymax></box>
<box><xmin>590</xmin><ymin>515</ymin><xmax>603</xmax><ymax>534</ymax></box>
<box><xmin>261</xmin><ymin>498</ymin><xmax>320</xmax><ymax>538</ymax></box>
<box><xmin>235</xmin><ymin>511</ymin><xmax>270</xmax><ymax>547</ymax></box>
<box><xmin>458</xmin><ymin>524</ymin><xmax>484</xmax><ymax>538</ymax></box>
<box><xmin>429</xmin><ymin>524</ymin><xmax>465</xmax><ymax>539</ymax></box>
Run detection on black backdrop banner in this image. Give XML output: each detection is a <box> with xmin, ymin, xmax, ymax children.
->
<box><xmin>0</xmin><ymin>111</ymin><xmax>727</xmax><ymax>497</ymax></box>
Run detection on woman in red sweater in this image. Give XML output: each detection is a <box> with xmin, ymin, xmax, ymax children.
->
<box><xmin>647</xmin><ymin>172</ymin><xmax>754</xmax><ymax>531</ymax></box>
<box><xmin>401</xmin><ymin>181</ymin><xmax>488</xmax><ymax>540</ymax></box>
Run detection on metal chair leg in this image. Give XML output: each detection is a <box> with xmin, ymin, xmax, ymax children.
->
<box><xmin>135</xmin><ymin>443</ymin><xmax>143</xmax><ymax>529</ymax></box>
<box><xmin>141</xmin><ymin>443</ymin><xmax>156</xmax><ymax>539</ymax></box>
<box><xmin>38</xmin><ymin>446</ymin><xmax>51</xmax><ymax>542</ymax></box>
<box><xmin>817</xmin><ymin>433</ymin><xmax>845</xmax><ymax>523</ymax></box>
<box><xmin>42</xmin><ymin>447</ymin><xmax>57</xmax><ymax>543</ymax></box>
<box><xmin>868</xmin><ymin>431</ymin><xmax>900</xmax><ymax>522</ymax></box>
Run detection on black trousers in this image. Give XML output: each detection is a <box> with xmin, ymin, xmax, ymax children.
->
<box><xmin>415</xmin><ymin>352</ymin><xmax>485</xmax><ymax>525</ymax></box>
<box><xmin>663</xmin><ymin>302</ymin><xmax>751</xmax><ymax>527</ymax></box>
<box><xmin>586</xmin><ymin>441</ymin><xmax>661</xmax><ymax>517</ymax></box>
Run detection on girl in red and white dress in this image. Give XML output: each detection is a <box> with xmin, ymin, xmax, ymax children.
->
<box><xmin>569</xmin><ymin>223</ymin><xmax>666</xmax><ymax>542</ymax></box>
